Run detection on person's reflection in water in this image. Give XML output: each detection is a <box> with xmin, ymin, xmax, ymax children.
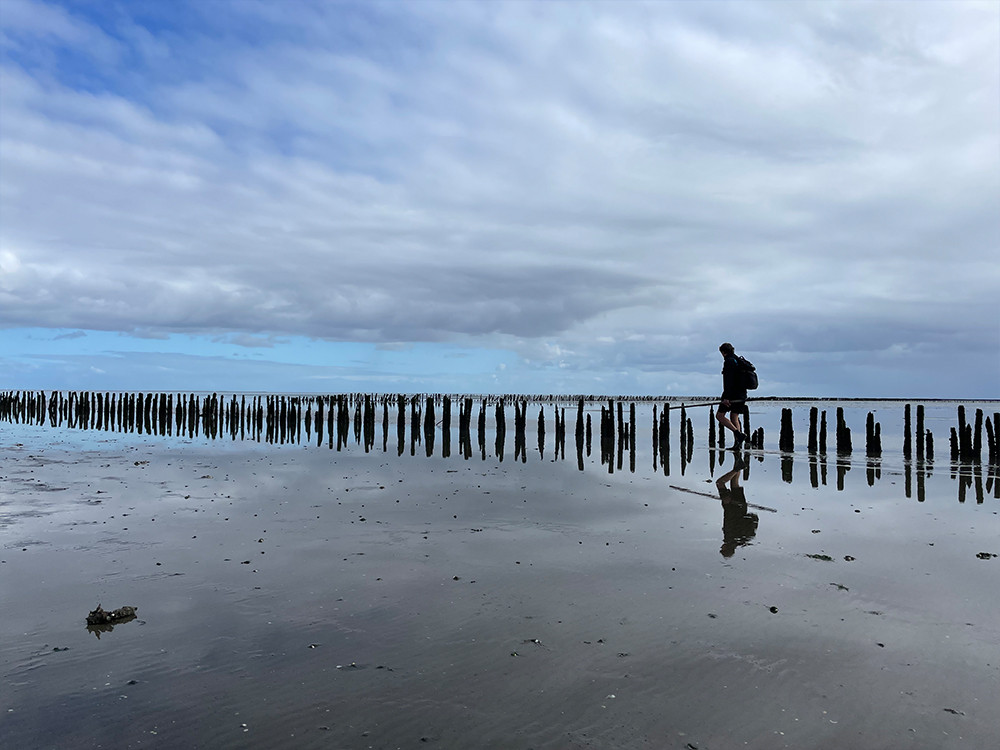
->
<box><xmin>716</xmin><ymin>456</ymin><xmax>758</xmax><ymax>558</ymax></box>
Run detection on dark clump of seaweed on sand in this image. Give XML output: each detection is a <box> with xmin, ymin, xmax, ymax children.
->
<box><xmin>85</xmin><ymin>605</ymin><xmax>138</xmax><ymax>638</ymax></box>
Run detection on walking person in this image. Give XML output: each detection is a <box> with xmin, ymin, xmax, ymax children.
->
<box><xmin>716</xmin><ymin>342</ymin><xmax>749</xmax><ymax>448</ymax></box>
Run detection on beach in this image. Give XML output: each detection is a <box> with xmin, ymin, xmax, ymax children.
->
<box><xmin>2</xmin><ymin>399</ymin><xmax>998</xmax><ymax>749</ymax></box>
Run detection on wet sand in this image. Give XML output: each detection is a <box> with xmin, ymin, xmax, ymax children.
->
<box><xmin>1</xmin><ymin>402</ymin><xmax>998</xmax><ymax>749</ymax></box>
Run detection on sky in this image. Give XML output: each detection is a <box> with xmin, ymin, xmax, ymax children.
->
<box><xmin>1</xmin><ymin>0</ymin><xmax>997</xmax><ymax>398</ymax></box>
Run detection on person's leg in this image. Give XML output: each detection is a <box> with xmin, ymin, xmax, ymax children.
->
<box><xmin>716</xmin><ymin>464</ymin><xmax>741</xmax><ymax>491</ymax></box>
<box><xmin>716</xmin><ymin>407</ymin><xmax>740</xmax><ymax>435</ymax></box>
<box><xmin>716</xmin><ymin>407</ymin><xmax>746</xmax><ymax>444</ymax></box>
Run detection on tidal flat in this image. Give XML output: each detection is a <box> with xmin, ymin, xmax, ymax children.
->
<box><xmin>1</xmin><ymin>399</ymin><xmax>998</xmax><ymax>749</ymax></box>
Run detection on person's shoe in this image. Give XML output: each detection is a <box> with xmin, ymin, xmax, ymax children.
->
<box><xmin>730</xmin><ymin>432</ymin><xmax>745</xmax><ymax>450</ymax></box>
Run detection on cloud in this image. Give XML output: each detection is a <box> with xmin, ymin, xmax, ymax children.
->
<box><xmin>126</xmin><ymin>329</ymin><xmax>171</xmax><ymax>340</ymax></box>
<box><xmin>52</xmin><ymin>330</ymin><xmax>86</xmax><ymax>340</ymax></box>
<box><xmin>0</xmin><ymin>0</ymin><xmax>997</xmax><ymax>395</ymax></box>
<box><xmin>214</xmin><ymin>333</ymin><xmax>280</xmax><ymax>349</ymax></box>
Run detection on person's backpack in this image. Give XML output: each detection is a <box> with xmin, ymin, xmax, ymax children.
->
<box><xmin>736</xmin><ymin>356</ymin><xmax>759</xmax><ymax>390</ymax></box>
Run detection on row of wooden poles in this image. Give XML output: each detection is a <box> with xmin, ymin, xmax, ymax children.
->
<box><xmin>0</xmin><ymin>390</ymin><xmax>693</xmax><ymax>476</ymax></box>
<box><xmin>770</xmin><ymin>403</ymin><xmax>998</xmax><ymax>464</ymax></box>
<box><xmin>1</xmin><ymin>392</ymin><xmax>998</xmax><ymax>469</ymax></box>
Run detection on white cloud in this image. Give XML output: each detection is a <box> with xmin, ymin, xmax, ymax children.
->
<box><xmin>0</xmin><ymin>0</ymin><xmax>997</xmax><ymax>395</ymax></box>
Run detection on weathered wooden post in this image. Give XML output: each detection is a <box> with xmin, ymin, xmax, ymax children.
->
<box><xmin>557</xmin><ymin>407</ymin><xmax>566</xmax><ymax>460</ymax></box>
<box><xmin>495</xmin><ymin>399</ymin><xmax>506</xmax><ymax>462</ymax></box>
<box><xmin>536</xmin><ymin>405</ymin><xmax>545</xmax><ymax>459</ymax></box>
<box><xmin>865</xmin><ymin>412</ymin><xmax>881</xmax><ymax>458</ymax></box>
<box><xmin>441</xmin><ymin>395</ymin><xmax>451</xmax><ymax>459</ymax></box>
<box><xmin>903</xmin><ymin>404</ymin><xmax>912</xmax><ymax>460</ymax></box>
<box><xmin>364</xmin><ymin>395</ymin><xmax>376</xmax><ymax>453</ymax></box>
<box><xmin>679</xmin><ymin>404</ymin><xmax>687</xmax><ymax>456</ymax></box>
<box><xmin>780</xmin><ymin>408</ymin><xmax>794</xmax><ymax>452</ymax></box>
<box><xmin>600</xmin><ymin>405</ymin><xmax>612</xmax><ymax>473</ymax></box>
<box><xmin>144</xmin><ymin>392</ymin><xmax>156</xmax><ymax>435</ymax></box>
<box><xmin>686</xmin><ymin>415</ymin><xmax>693</xmax><ymax>462</ymax></box>
<box><xmin>396</xmin><ymin>395</ymin><xmax>406</xmax><ymax>456</ymax></box>
<box><xmin>986</xmin><ymin>416</ymin><xmax>996</xmax><ymax>467</ymax></box>
<box><xmin>651</xmin><ymin>405</ymin><xmax>658</xmax><ymax>460</ymax></box>
<box><xmin>629</xmin><ymin>402</ymin><xmax>636</xmax><ymax>473</ymax></box>
<box><xmin>312</xmin><ymin>397</ymin><xmax>322</xmax><ymax>447</ymax></box>
<box><xmin>342</xmin><ymin>395</ymin><xmax>352</xmax><ymax>450</ymax></box>
<box><xmin>410</xmin><ymin>396</ymin><xmax>419</xmax><ymax>456</ymax></box>
<box><xmin>915</xmin><ymin>405</ymin><xmax>924</xmax><ymax>460</ymax></box>
<box><xmin>819</xmin><ymin>410</ymin><xmax>827</xmax><ymax>454</ymax></box>
<box><xmin>660</xmin><ymin>404</ymin><xmax>671</xmax><ymax>475</ymax></box>
<box><xmin>618</xmin><ymin>401</ymin><xmax>625</xmax><ymax>452</ymax></box>
<box><xmin>615</xmin><ymin>405</ymin><xmax>624</xmax><ymax>471</ymax></box>
<box><xmin>159</xmin><ymin>393</ymin><xmax>169</xmax><ymax>436</ymax></box>
<box><xmin>353</xmin><ymin>398</ymin><xmax>362</xmax><ymax>445</ymax></box>
<box><xmin>463</xmin><ymin>397</ymin><xmax>473</xmax><ymax>459</ymax></box>
<box><xmin>513</xmin><ymin>400</ymin><xmax>526</xmax><ymax>463</ymax></box>
<box><xmin>478</xmin><ymin>401</ymin><xmax>486</xmax><ymax>460</ymax></box>
<box><xmin>836</xmin><ymin>407</ymin><xmax>852</xmax><ymax>455</ymax></box>
<box><xmin>382</xmin><ymin>401</ymin><xmax>389</xmax><ymax>453</ymax></box>
<box><xmin>457</xmin><ymin>397</ymin><xmax>467</xmax><ymax>459</ymax></box>
<box><xmin>958</xmin><ymin>406</ymin><xmax>970</xmax><ymax>461</ymax></box>
<box><xmin>994</xmin><ymin>412</ymin><xmax>1000</xmax><ymax>464</ymax></box>
<box><xmin>424</xmin><ymin>396</ymin><xmax>435</xmax><ymax>458</ymax></box>
<box><xmin>666</xmin><ymin>408</ymin><xmax>676</xmax><ymax>476</ymax></box>
<box><xmin>575</xmin><ymin>399</ymin><xmax>584</xmax><ymax>466</ymax></box>
<box><xmin>973</xmin><ymin>408</ymin><xmax>983</xmax><ymax>463</ymax></box>
<box><xmin>188</xmin><ymin>393</ymin><xmax>198</xmax><ymax>437</ymax></box>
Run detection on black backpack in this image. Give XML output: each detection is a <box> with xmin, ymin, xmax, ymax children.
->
<box><xmin>736</xmin><ymin>356</ymin><xmax>758</xmax><ymax>390</ymax></box>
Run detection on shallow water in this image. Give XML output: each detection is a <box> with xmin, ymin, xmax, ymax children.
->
<box><xmin>1</xmin><ymin>399</ymin><xmax>998</xmax><ymax>749</ymax></box>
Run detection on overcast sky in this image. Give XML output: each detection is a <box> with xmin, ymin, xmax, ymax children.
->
<box><xmin>1</xmin><ymin>0</ymin><xmax>997</xmax><ymax>397</ymax></box>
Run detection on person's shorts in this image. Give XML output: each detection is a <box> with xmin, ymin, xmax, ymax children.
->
<box><xmin>717</xmin><ymin>395</ymin><xmax>746</xmax><ymax>413</ymax></box>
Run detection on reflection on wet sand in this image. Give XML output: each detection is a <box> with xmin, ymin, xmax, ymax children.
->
<box><xmin>716</xmin><ymin>457</ymin><xmax>759</xmax><ymax>558</ymax></box>
<box><xmin>86</xmin><ymin>615</ymin><xmax>137</xmax><ymax>640</ymax></box>
<box><xmin>670</xmin><ymin>452</ymin><xmax>776</xmax><ymax>556</ymax></box>
<box><xmin>2</xmin><ymin>393</ymin><xmax>999</xmax><ymax>750</ymax></box>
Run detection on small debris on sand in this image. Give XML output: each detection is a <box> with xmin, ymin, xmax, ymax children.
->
<box><xmin>86</xmin><ymin>604</ymin><xmax>138</xmax><ymax>625</ymax></box>
<box><xmin>85</xmin><ymin>605</ymin><xmax>138</xmax><ymax>639</ymax></box>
